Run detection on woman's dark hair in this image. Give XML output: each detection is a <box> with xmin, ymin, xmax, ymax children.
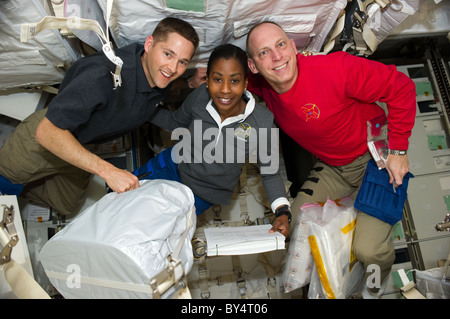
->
<box><xmin>207</xmin><ymin>44</ymin><xmax>249</xmax><ymax>80</ymax></box>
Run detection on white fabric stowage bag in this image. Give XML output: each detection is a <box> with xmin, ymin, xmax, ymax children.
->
<box><xmin>40</xmin><ymin>179</ymin><xmax>196</xmax><ymax>299</ymax></box>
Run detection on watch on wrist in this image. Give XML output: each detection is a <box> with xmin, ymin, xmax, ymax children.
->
<box><xmin>275</xmin><ymin>205</ymin><xmax>292</xmax><ymax>223</ymax></box>
<box><xmin>388</xmin><ymin>149</ymin><xmax>407</xmax><ymax>156</ymax></box>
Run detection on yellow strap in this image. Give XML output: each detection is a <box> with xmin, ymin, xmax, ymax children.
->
<box><xmin>341</xmin><ymin>219</ymin><xmax>357</xmax><ymax>234</ymax></box>
<box><xmin>308</xmin><ymin>235</ymin><xmax>336</xmax><ymax>299</ymax></box>
<box><xmin>341</xmin><ymin>218</ymin><xmax>358</xmax><ymax>271</ymax></box>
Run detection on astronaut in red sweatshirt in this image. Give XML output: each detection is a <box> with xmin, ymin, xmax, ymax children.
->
<box><xmin>246</xmin><ymin>21</ymin><xmax>416</xmax><ymax>298</ymax></box>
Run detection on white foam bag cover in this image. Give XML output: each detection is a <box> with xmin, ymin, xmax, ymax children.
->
<box><xmin>40</xmin><ymin>179</ymin><xmax>196</xmax><ymax>299</ymax></box>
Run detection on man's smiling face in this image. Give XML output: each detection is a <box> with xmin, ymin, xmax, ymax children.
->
<box><xmin>141</xmin><ymin>32</ymin><xmax>194</xmax><ymax>88</ymax></box>
<box><xmin>247</xmin><ymin>22</ymin><xmax>299</xmax><ymax>94</ymax></box>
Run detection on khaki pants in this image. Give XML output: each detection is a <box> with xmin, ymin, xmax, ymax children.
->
<box><xmin>0</xmin><ymin>109</ymin><xmax>91</xmax><ymax>215</ymax></box>
<box><xmin>290</xmin><ymin>152</ymin><xmax>395</xmax><ymax>287</ymax></box>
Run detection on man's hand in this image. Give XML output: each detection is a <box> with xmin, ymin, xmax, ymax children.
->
<box><xmin>270</xmin><ymin>215</ymin><xmax>290</xmax><ymax>237</ymax></box>
<box><xmin>101</xmin><ymin>165</ymin><xmax>140</xmax><ymax>193</ymax></box>
<box><xmin>385</xmin><ymin>154</ymin><xmax>410</xmax><ymax>187</ymax></box>
<box><xmin>188</xmin><ymin>67</ymin><xmax>207</xmax><ymax>88</ymax></box>
<box><xmin>35</xmin><ymin>116</ymin><xmax>140</xmax><ymax>194</ymax></box>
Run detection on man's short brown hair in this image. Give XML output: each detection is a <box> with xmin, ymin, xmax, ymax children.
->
<box><xmin>152</xmin><ymin>17</ymin><xmax>199</xmax><ymax>50</ymax></box>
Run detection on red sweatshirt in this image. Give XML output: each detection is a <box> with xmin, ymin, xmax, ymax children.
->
<box><xmin>248</xmin><ymin>51</ymin><xmax>416</xmax><ymax>166</ymax></box>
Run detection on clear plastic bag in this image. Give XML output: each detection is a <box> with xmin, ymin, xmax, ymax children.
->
<box><xmin>283</xmin><ymin>198</ymin><xmax>364</xmax><ymax>298</ymax></box>
<box><xmin>367</xmin><ymin>115</ymin><xmax>389</xmax><ymax>169</ymax></box>
<box><xmin>282</xmin><ymin>203</ymin><xmax>322</xmax><ymax>292</ymax></box>
<box><xmin>306</xmin><ymin>198</ymin><xmax>364</xmax><ymax>299</ymax></box>
<box><xmin>415</xmin><ymin>267</ymin><xmax>450</xmax><ymax>299</ymax></box>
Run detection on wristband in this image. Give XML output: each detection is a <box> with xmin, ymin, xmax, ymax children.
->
<box><xmin>275</xmin><ymin>205</ymin><xmax>292</xmax><ymax>223</ymax></box>
<box><xmin>388</xmin><ymin>149</ymin><xmax>407</xmax><ymax>155</ymax></box>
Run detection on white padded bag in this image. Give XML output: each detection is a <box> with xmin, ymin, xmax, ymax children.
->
<box><xmin>40</xmin><ymin>179</ymin><xmax>196</xmax><ymax>299</ymax></box>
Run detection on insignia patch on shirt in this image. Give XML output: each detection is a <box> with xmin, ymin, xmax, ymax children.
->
<box><xmin>235</xmin><ymin>122</ymin><xmax>252</xmax><ymax>141</ymax></box>
<box><xmin>302</xmin><ymin>103</ymin><xmax>320</xmax><ymax>122</ymax></box>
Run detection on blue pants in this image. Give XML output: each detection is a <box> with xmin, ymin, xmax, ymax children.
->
<box><xmin>0</xmin><ymin>174</ymin><xmax>23</xmax><ymax>196</ymax></box>
<box><xmin>133</xmin><ymin>147</ymin><xmax>212</xmax><ymax>215</ymax></box>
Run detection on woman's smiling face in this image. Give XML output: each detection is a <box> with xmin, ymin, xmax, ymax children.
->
<box><xmin>207</xmin><ymin>57</ymin><xmax>248</xmax><ymax>121</ymax></box>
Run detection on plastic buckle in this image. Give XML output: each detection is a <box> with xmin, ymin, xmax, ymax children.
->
<box><xmin>149</xmin><ymin>255</ymin><xmax>186</xmax><ymax>299</ymax></box>
<box><xmin>400</xmin><ymin>281</ymin><xmax>416</xmax><ymax>293</ymax></box>
<box><xmin>111</xmin><ymin>70</ymin><xmax>122</xmax><ymax>89</ymax></box>
<box><xmin>353</xmin><ymin>8</ymin><xmax>368</xmax><ymax>28</ymax></box>
<box><xmin>237</xmin><ymin>278</ymin><xmax>247</xmax><ymax>297</ymax></box>
<box><xmin>102</xmin><ymin>42</ymin><xmax>123</xmax><ymax>89</ymax></box>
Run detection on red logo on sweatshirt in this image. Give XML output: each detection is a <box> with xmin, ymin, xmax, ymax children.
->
<box><xmin>302</xmin><ymin>103</ymin><xmax>320</xmax><ymax>122</ymax></box>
